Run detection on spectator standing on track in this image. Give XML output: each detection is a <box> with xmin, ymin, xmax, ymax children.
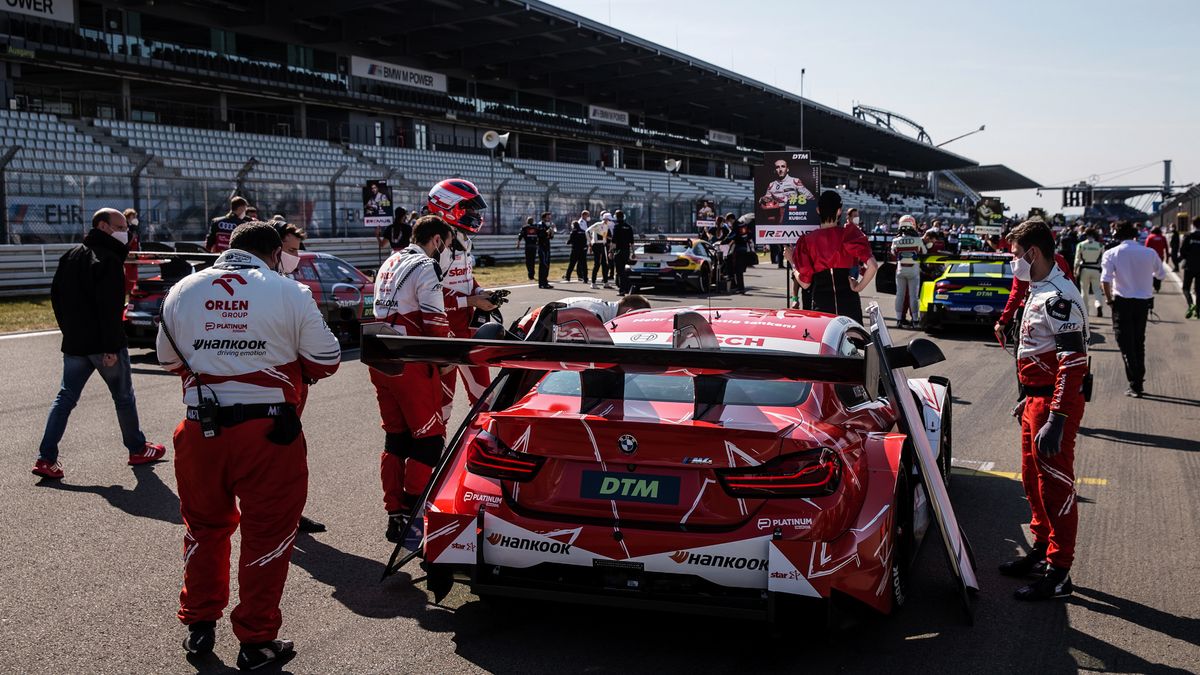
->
<box><xmin>206</xmin><ymin>196</ymin><xmax>249</xmax><ymax>253</ymax></box>
<box><xmin>789</xmin><ymin>190</ymin><xmax>878</xmax><ymax>324</ymax></box>
<box><xmin>721</xmin><ymin>215</ymin><xmax>755</xmax><ymax>293</ymax></box>
<box><xmin>158</xmin><ymin>222</ymin><xmax>340</xmax><ymax>669</ymax></box>
<box><xmin>376</xmin><ymin>208</ymin><xmax>411</xmax><ymax>253</ymax></box>
<box><xmin>1101</xmin><ymin>221</ymin><xmax>1167</xmax><ymax>397</ymax></box>
<box><xmin>122</xmin><ymin>207</ymin><xmax>141</xmax><ymax>296</ymax></box>
<box><xmin>999</xmin><ymin>219</ymin><xmax>1088</xmax><ymax>602</ymax></box>
<box><xmin>536</xmin><ymin>211</ymin><xmax>555</xmax><ymax>289</ymax></box>
<box><xmin>1181</xmin><ymin>218</ymin><xmax>1200</xmax><ymax>318</ymax></box>
<box><xmin>271</xmin><ymin>221</ymin><xmax>325</xmax><ymax>535</ymax></box>
<box><xmin>1074</xmin><ymin>229</ymin><xmax>1105</xmax><ymax>317</ymax></box>
<box><xmin>1058</xmin><ymin>226</ymin><xmax>1079</xmax><ymax>271</ymax></box>
<box><xmin>891</xmin><ymin>216</ymin><xmax>927</xmax><ymax>328</ymax></box>
<box><xmin>1144</xmin><ymin>226</ymin><xmax>1168</xmax><ymax>293</ymax></box>
<box><xmin>517</xmin><ymin>216</ymin><xmax>539</xmax><ymax>281</ymax></box>
<box><xmin>32</xmin><ymin>208</ymin><xmax>167</xmax><ymax>481</ymax></box>
<box><xmin>371</xmin><ymin>216</ymin><xmax>455</xmax><ymax>543</ymax></box>
<box><xmin>588</xmin><ymin>212</ymin><xmax>613</xmax><ymax>289</ymax></box>
<box><xmin>612</xmin><ymin>209</ymin><xmax>636</xmax><ymax>296</ymax></box>
<box><xmin>1169</xmin><ymin>223</ymin><xmax>1182</xmax><ymax>273</ymax></box>
<box><xmin>563</xmin><ymin>216</ymin><xmax>589</xmax><ymax>283</ymax></box>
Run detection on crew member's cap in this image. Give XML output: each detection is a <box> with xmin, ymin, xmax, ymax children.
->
<box><xmin>602</xmin><ymin>212</ymin><xmax>614</xmax><ymax>222</ymax></box>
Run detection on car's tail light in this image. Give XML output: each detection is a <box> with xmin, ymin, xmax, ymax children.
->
<box><xmin>667</xmin><ymin>258</ymin><xmax>693</xmax><ymax>268</ymax></box>
<box><xmin>936</xmin><ymin>282</ymin><xmax>964</xmax><ymax>292</ymax></box>
<box><xmin>465</xmin><ymin>429</ymin><xmax>545</xmax><ymax>482</ymax></box>
<box><xmin>717</xmin><ymin>448</ymin><xmax>841</xmax><ymax>497</ymax></box>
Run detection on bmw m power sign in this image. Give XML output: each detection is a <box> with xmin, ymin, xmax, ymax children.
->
<box><xmin>350</xmin><ymin>56</ymin><xmax>447</xmax><ymax>93</ymax></box>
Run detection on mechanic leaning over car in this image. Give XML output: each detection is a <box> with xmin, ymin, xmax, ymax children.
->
<box><xmin>425</xmin><ymin>179</ymin><xmax>499</xmax><ymax>426</ymax></box>
<box><xmin>891</xmin><ymin>216</ymin><xmax>927</xmax><ymax>328</ymax></box>
<box><xmin>157</xmin><ymin>222</ymin><xmax>341</xmax><ymax>669</ymax></box>
<box><xmin>370</xmin><ymin>215</ymin><xmax>457</xmax><ymax>544</ymax></box>
<box><xmin>999</xmin><ymin>219</ymin><xmax>1088</xmax><ymax>602</ymax></box>
<box><xmin>789</xmin><ymin>190</ymin><xmax>878</xmax><ymax>324</ymax></box>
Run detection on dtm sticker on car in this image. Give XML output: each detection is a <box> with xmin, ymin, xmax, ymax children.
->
<box><xmin>580</xmin><ymin>471</ymin><xmax>681</xmax><ymax>504</ymax></box>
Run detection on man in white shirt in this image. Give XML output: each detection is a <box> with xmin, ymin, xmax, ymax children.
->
<box><xmin>587</xmin><ymin>213</ymin><xmax>613</xmax><ymax>289</ymax></box>
<box><xmin>1101</xmin><ymin>221</ymin><xmax>1168</xmax><ymax>397</ymax></box>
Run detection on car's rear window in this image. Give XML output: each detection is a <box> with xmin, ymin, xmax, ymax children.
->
<box><xmin>637</xmin><ymin>243</ymin><xmax>690</xmax><ymax>255</ymax></box>
<box><xmin>948</xmin><ymin>262</ymin><xmax>1011</xmax><ymax>277</ymax></box>
<box><xmin>538</xmin><ymin>372</ymin><xmax>811</xmax><ymax>406</ymax></box>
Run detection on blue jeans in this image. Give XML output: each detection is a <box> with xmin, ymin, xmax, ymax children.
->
<box><xmin>38</xmin><ymin>348</ymin><xmax>146</xmax><ymax>463</ymax></box>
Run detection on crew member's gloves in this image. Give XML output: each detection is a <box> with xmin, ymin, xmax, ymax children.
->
<box><xmin>1011</xmin><ymin>397</ymin><xmax>1026</xmax><ymax>420</ymax></box>
<box><xmin>1034</xmin><ymin>412</ymin><xmax>1067</xmax><ymax>457</ymax></box>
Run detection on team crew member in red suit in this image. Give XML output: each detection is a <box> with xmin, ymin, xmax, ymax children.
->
<box><xmin>789</xmin><ymin>190</ymin><xmax>878</xmax><ymax>323</ymax></box>
<box><xmin>205</xmin><ymin>196</ymin><xmax>250</xmax><ymax>253</ymax></box>
<box><xmin>1143</xmin><ymin>226</ymin><xmax>1168</xmax><ymax>293</ymax></box>
<box><xmin>157</xmin><ymin>222</ymin><xmax>340</xmax><ymax>669</ymax></box>
<box><xmin>425</xmin><ymin>179</ymin><xmax>498</xmax><ymax>423</ymax></box>
<box><xmin>995</xmin><ymin>245</ymin><xmax>1075</xmax><ymax>343</ymax></box>
<box><xmin>997</xmin><ymin>220</ymin><xmax>1088</xmax><ymax>601</ymax></box>
<box><xmin>370</xmin><ymin>216</ymin><xmax>456</xmax><ymax>543</ymax></box>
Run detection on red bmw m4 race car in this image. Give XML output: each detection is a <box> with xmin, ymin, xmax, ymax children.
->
<box><xmin>364</xmin><ymin>304</ymin><xmax>976</xmax><ymax>622</ymax></box>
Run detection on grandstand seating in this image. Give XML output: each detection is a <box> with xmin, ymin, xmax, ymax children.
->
<box><xmin>354</xmin><ymin>145</ymin><xmax>543</xmax><ymax>193</ymax></box>
<box><xmin>0</xmin><ymin>111</ymin><xmax>131</xmax><ymax>175</ymax></box>
<box><xmin>96</xmin><ymin>119</ymin><xmax>375</xmax><ymax>185</ymax></box>
<box><xmin>506</xmin><ymin>158</ymin><xmax>633</xmax><ymax>195</ymax></box>
<box><xmin>609</xmin><ymin>168</ymin><xmax>702</xmax><ymax>196</ymax></box>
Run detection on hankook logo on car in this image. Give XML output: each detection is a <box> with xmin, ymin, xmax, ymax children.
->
<box><xmin>669</xmin><ymin>550</ymin><xmax>768</xmax><ymax>570</ymax></box>
<box><xmin>486</xmin><ymin>532</ymin><xmax>571</xmax><ymax>555</ymax></box>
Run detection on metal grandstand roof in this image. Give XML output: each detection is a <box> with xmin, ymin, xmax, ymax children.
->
<box><xmin>950</xmin><ymin>164</ymin><xmax>1041</xmax><ymax>192</ymax></box>
<box><xmin>164</xmin><ymin>0</ymin><xmax>978</xmax><ymax>172</ymax></box>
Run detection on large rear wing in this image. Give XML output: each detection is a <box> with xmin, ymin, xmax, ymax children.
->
<box><xmin>362</xmin><ymin>307</ymin><xmax>865</xmax><ymax>384</ymax></box>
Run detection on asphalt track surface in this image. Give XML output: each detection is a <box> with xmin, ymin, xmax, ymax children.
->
<box><xmin>1</xmin><ymin>262</ymin><xmax>1197</xmax><ymax>674</ymax></box>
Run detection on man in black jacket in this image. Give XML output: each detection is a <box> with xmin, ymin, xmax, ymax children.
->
<box><xmin>32</xmin><ymin>208</ymin><xmax>166</xmax><ymax>480</ymax></box>
<box><xmin>563</xmin><ymin>217</ymin><xmax>589</xmax><ymax>283</ymax></box>
<box><xmin>611</xmin><ymin>210</ymin><xmax>635</xmax><ymax>295</ymax></box>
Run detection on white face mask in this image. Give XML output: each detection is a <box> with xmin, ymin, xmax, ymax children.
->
<box><xmin>110</xmin><ymin>229</ymin><xmax>129</xmax><ymax>245</ymax></box>
<box><xmin>1011</xmin><ymin>251</ymin><xmax>1033</xmax><ymax>282</ymax></box>
<box><xmin>129</xmin><ymin>218</ymin><xmax>139</xmax><ymax>227</ymax></box>
<box><xmin>280</xmin><ymin>251</ymin><xmax>301</xmax><ymax>275</ymax></box>
<box><xmin>851</xmin><ymin>216</ymin><xmax>861</xmax><ymax>225</ymax></box>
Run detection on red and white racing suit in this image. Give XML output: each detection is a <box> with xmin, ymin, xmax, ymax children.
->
<box><xmin>157</xmin><ymin>249</ymin><xmax>340</xmax><ymax>644</ymax></box>
<box><xmin>371</xmin><ymin>244</ymin><xmax>452</xmax><ymax>514</ymax></box>
<box><xmin>1016</xmin><ymin>265</ymin><xmax>1088</xmax><ymax>569</ymax></box>
<box><xmin>439</xmin><ymin>249</ymin><xmax>493</xmax><ymax>421</ymax></box>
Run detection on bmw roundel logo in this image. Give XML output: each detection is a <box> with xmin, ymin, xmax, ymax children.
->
<box><xmin>617</xmin><ymin>434</ymin><xmax>638</xmax><ymax>454</ymax></box>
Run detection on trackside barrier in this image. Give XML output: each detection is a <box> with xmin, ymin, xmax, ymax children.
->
<box><xmin>0</xmin><ymin>233</ymin><xmax>697</xmax><ymax>297</ymax></box>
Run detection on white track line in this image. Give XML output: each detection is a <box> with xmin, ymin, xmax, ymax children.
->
<box><xmin>0</xmin><ymin>329</ymin><xmax>60</xmax><ymax>341</ymax></box>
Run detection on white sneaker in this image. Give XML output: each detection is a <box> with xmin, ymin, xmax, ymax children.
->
<box><xmin>590</xmin><ymin>283</ymin><xmax>599</xmax><ymax>289</ymax></box>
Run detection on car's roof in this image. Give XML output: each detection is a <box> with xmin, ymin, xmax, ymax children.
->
<box><xmin>608</xmin><ymin>307</ymin><xmax>855</xmax><ymax>355</ymax></box>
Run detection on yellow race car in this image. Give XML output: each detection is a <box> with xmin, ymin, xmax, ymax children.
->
<box><xmin>916</xmin><ymin>253</ymin><xmax>1014</xmax><ymax>332</ymax></box>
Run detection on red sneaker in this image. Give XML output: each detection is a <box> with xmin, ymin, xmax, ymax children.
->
<box><xmin>128</xmin><ymin>442</ymin><xmax>167</xmax><ymax>466</ymax></box>
<box><xmin>32</xmin><ymin>459</ymin><xmax>64</xmax><ymax>480</ymax></box>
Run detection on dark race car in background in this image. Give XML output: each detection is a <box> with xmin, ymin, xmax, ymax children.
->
<box><xmin>124</xmin><ymin>248</ymin><xmax>374</xmax><ymax>347</ymax></box>
<box><xmin>365</xmin><ymin>304</ymin><xmax>978</xmax><ymax>624</ymax></box>
<box><xmin>626</xmin><ymin>237</ymin><xmax>724</xmax><ymax>294</ymax></box>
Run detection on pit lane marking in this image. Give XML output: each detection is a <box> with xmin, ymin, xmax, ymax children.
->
<box><xmin>950</xmin><ymin>459</ymin><xmax>1107</xmax><ymax>486</ymax></box>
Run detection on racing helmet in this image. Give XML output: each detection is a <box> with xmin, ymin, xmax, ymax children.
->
<box><xmin>897</xmin><ymin>214</ymin><xmax>917</xmax><ymax>230</ymax></box>
<box><xmin>428</xmin><ymin>179</ymin><xmax>487</xmax><ymax>234</ymax></box>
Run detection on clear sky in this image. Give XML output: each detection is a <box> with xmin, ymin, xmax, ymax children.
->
<box><xmin>546</xmin><ymin>0</ymin><xmax>1199</xmax><ymax>217</ymax></box>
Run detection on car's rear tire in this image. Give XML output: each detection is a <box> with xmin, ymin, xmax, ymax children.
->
<box><xmin>697</xmin><ymin>265</ymin><xmax>711</xmax><ymax>294</ymax></box>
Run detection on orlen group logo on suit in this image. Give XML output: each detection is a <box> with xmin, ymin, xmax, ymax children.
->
<box><xmin>211</xmin><ymin>274</ymin><xmax>247</xmax><ymax>296</ymax></box>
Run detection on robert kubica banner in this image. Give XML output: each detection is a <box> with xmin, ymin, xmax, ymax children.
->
<box><xmin>754</xmin><ymin>151</ymin><xmax>819</xmax><ymax>244</ymax></box>
<box><xmin>363</xmin><ymin>180</ymin><xmax>394</xmax><ymax>227</ymax></box>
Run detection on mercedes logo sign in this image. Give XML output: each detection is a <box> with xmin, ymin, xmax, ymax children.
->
<box><xmin>617</xmin><ymin>434</ymin><xmax>638</xmax><ymax>455</ymax></box>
